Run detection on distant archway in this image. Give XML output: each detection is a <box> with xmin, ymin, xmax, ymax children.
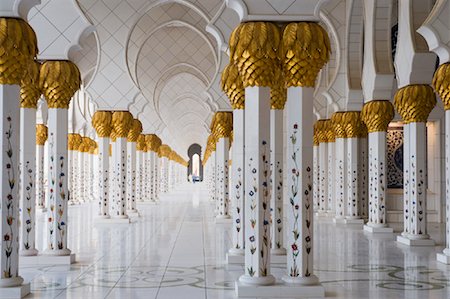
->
<box><xmin>188</xmin><ymin>143</ymin><xmax>203</xmax><ymax>181</ymax></box>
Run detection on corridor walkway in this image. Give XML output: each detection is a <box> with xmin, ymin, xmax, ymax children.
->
<box><xmin>20</xmin><ymin>183</ymin><xmax>450</xmax><ymax>299</ymax></box>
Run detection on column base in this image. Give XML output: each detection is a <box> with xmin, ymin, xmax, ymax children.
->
<box><xmin>21</xmin><ymin>253</ymin><xmax>75</xmax><ymax>265</ymax></box>
<box><xmin>363</xmin><ymin>225</ymin><xmax>393</xmax><ymax>233</ymax></box>
<box><xmin>344</xmin><ymin>218</ymin><xmax>365</xmax><ymax>225</ymax></box>
<box><xmin>19</xmin><ymin>248</ymin><xmax>38</xmax><ymax>256</ymax></box>
<box><xmin>36</xmin><ymin>207</ymin><xmax>47</xmax><ymax>213</ymax></box>
<box><xmin>239</xmin><ymin>274</ymin><xmax>275</xmax><ymax>286</ymax></box>
<box><xmin>0</xmin><ymin>282</ymin><xmax>30</xmax><ymax>298</ymax></box>
<box><xmin>127</xmin><ymin>210</ymin><xmax>140</xmax><ymax>218</ymax></box>
<box><xmin>315</xmin><ymin>211</ymin><xmax>328</xmax><ymax>217</ymax></box>
<box><xmin>272</xmin><ymin>248</ymin><xmax>287</xmax><ymax>255</ymax></box>
<box><xmin>215</xmin><ymin>215</ymin><xmax>232</xmax><ymax>224</ymax></box>
<box><xmin>95</xmin><ymin>217</ymin><xmax>130</xmax><ymax>224</ymax></box>
<box><xmin>437</xmin><ymin>252</ymin><xmax>450</xmax><ymax>264</ymax></box>
<box><xmin>236</xmin><ymin>279</ymin><xmax>324</xmax><ymax>298</ymax></box>
<box><xmin>332</xmin><ymin>217</ymin><xmax>346</xmax><ymax>224</ymax></box>
<box><xmin>396</xmin><ymin>235</ymin><xmax>435</xmax><ymax>246</ymax></box>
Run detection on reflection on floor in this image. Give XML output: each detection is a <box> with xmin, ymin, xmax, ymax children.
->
<box><xmin>21</xmin><ymin>183</ymin><xmax>450</xmax><ymax>299</ymax></box>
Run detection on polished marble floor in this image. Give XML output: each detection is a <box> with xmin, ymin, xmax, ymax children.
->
<box><xmin>20</xmin><ymin>183</ymin><xmax>450</xmax><ymax>299</ymax></box>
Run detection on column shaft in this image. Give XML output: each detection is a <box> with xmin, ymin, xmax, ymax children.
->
<box><xmin>283</xmin><ymin>87</ymin><xmax>317</xmax><ymax>284</ymax></box>
<box><xmin>19</xmin><ymin>107</ymin><xmax>38</xmax><ymax>255</ymax></box>
<box><xmin>126</xmin><ymin>142</ymin><xmax>137</xmax><ymax>212</ymax></box>
<box><xmin>216</xmin><ymin>137</ymin><xmax>230</xmax><ymax>218</ymax></box>
<box><xmin>346</xmin><ymin>137</ymin><xmax>361</xmax><ymax>219</ymax></box>
<box><xmin>327</xmin><ymin>142</ymin><xmax>335</xmax><ymax>216</ymax></box>
<box><xmin>240</xmin><ymin>86</ymin><xmax>274</xmax><ymax>285</ymax></box>
<box><xmin>136</xmin><ymin>150</ymin><xmax>143</xmax><ymax>202</ymax></box>
<box><xmin>270</xmin><ymin>109</ymin><xmax>285</xmax><ymax>254</ymax></box>
<box><xmin>97</xmin><ymin>137</ymin><xmax>110</xmax><ymax>218</ymax></box>
<box><xmin>318</xmin><ymin>143</ymin><xmax>328</xmax><ymax>214</ymax></box>
<box><xmin>359</xmin><ymin>136</ymin><xmax>368</xmax><ymax>219</ymax></box>
<box><xmin>36</xmin><ymin>144</ymin><xmax>46</xmax><ymax>209</ymax></box>
<box><xmin>112</xmin><ymin>138</ymin><xmax>128</xmax><ymax>218</ymax></box>
<box><xmin>45</xmin><ymin>108</ymin><xmax>71</xmax><ymax>255</ymax></box>
<box><xmin>334</xmin><ymin>138</ymin><xmax>346</xmax><ymax>220</ymax></box>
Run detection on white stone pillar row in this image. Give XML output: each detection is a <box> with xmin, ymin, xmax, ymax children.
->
<box><xmin>110</xmin><ymin>111</ymin><xmax>133</xmax><ymax>219</ymax></box>
<box><xmin>361</xmin><ymin>100</ymin><xmax>395</xmax><ymax>233</ymax></box>
<box><xmin>211</xmin><ymin>111</ymin><xmax>233</xmax><ymax>220</ymax></box>
<box><xmin>394</xmin><ymin>85</ymin><xmax>436</xmax><ymax>246</ymax></box>
<box><xmin>279</xmin><ymin>22</ymin><xmax>330</xmax><ymax>288</ymax></box>
<box><xmin>41</xmin><ymin>60</ymin><xmax>81</xmax><ymax>257</ymax></box>
<box><xmin>19</xmin><ymin>61</ymin><xmax>41</xmax><ymax>257</ymax></box>
<box><xmin>36</xmin><ymin>125</ymin><xmax>48</xmax><ymax>211</ymax></box>
<box><xmin>358</xmin><ymin>126</ymin><xmax>368</xmax><ymax>220</ymax></box>
<box><xmin>314</xmin><ymin>120</ymin><xmax>330</xmax><ymax>216</ymax></box>
<box><xmin>135</xmin><ymin>134</ymin><xmax>145</xmax><ymax>202</ymax></box>
<box><xmin>331</xmin><ymin>112</ymin><xmax>347</xmax><ymax>223</ymax></box>
<box><xmin>168</xmin><ymin>158</ymin><xmax>174</xmax><ymax>191</ymax></box>
<box><xmin>433</xmin><ymin>63</ymin><xmax>450</xmax><ymax>263</ymax></box>
<box><xmin>342</xmin><ymin>112</ymin><xmax>364</xmax><ymax>224</ymax></box>
<box><xmin>92</xmin><ymin>111</ymin><xmax>113</xmax><ymax>218</ymax></box>
<box><xmin>78</xmin><ymin>137</ymin><xmax>90</xmax><ymax>203</ymax></box>
<box><xmin>89</xmin><ymin>139</ymin><xmax>97</xmax><ymax>201</ymax></box>
<box><xmin>0</xmin><ymin>17</ymin><xmax>37</xmax><ymax>291</ymax></box>
<box><xmin>126</xmin><ymin>119</ymin><xmax>142</xmax><ymax>215</ymax></box>
<box><xmin>146</xmin><ymin>134</ymin><xmax>162</xmax><ymax>202</ymax></box>
<box><xmin>269</xmin><ymin>85</ymin><xmax>287</xmax><ymax>255</ymax></box>
<box><xmin>142</xmin><ymin>139</ymin><xmax>150</xmax><ymax>201</ymax></box>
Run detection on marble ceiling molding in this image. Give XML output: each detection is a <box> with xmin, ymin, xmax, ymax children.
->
<box><xmin>418</xmin><ymin>0</ymin><xmax>450</xmax><ymax>64</ymax></box>
<box><xmin>29</xmin><ymin>0</ymin><xmax>94</xmax><ymax>60</ymax></box>
<box><xmin>0</xmin><ymin>0</ymin><xmax>41</xmax><ymax>19</ymax></box>
<box><xmin>226</xmin><ymin>0</ymin><xmax>330</xmax><ymax>22</ymax></box>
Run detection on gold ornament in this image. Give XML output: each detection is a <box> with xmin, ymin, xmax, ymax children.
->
<box><xmin>361</xmin><ymin>100</ymin><xmax>394</xmax><ymax>133</ymax></box>
<box><xmin>212</xmin><ymin>112</ymin><xmax>233</xmax><ymax>139</ymax></box>
<box><xmin>432</xmin><ymin>62</ymin><xmax>450</xmax><ymax>110</ymax></box>
<box><xmin>39</xmin><ymin>60</ymin><xmax>81</xmax><ymax>109</ymax></box>
<box><xmin>127</xmin><ymin>119</ymin><xmax>143</xmax><ymax>142</ymax></box>
<box><xmin>221</xmin><ymin>63</ymin><xmax>245</xmax><ymax>109</ymax></box>
<box><xmin>92</xmin><ymin>111</ymin><xmax>113</xmax><ymax>138</ymax></box>
<box><xmin>146</xmin><ymin>134</ymin><xmax>162</xmax><ymax>153</ymax></box>
<box><xmin>111</xmin><ymin>111</ymin><xmax>133</xmax><ymax>138</ymax></box>
<box><xmin>229</xmin><ymin>22</ymin><xmax>281</xmax><ymax>87</ymax></box>
<box><xmin>342</xmin><ymin>111</ymin><xmax>362</xmax><ymax>138</ymax></box>
<box><xmin>89</xmin><ymin>139</ymin><xmax>97</xmax><ymax>154</ymax></box>
<box><xmin>79</xmin><ymin>137</ymin><xmax>91</xmax><ymax>153</ymax></box>
<box><xmin>280</xmin><ymin>22</ymin><xmax>331</xmax><ymax>87</ymax></box>
<box><xmin>314</xmin><ymin>119</ymin><xmax>330</xmax><ymax>143</ymax></box>
<box><xmin>0</xmin><ymin>18</ymin><xmax>38</xmax><ymax>85</ymax></box>
<box><xmin>36</xmin><ymin>124</ymin><xmax>48</xmax><ymax>145</ymax></box>
<box><xmin>136</xmin><ymin>134</ymin><xmax>146</xmax><ymax>151</ymax></box>
<box><xmin>20</xmin><ymin>60</ymin><xmax>41</xmax><ymax>108</ymax></box>
<box><xmin>68</xmin><ymin>133</ymin><xmax>82</xmax><ymax>151</ymax></box>
<box><xmin>331</xmin><ymin>112</ymin><xmax>347</xmax><ymax>138</ymax></box>
<box><xmin>358</xmin><ymin>123</ymin><xmax>368</xmax><ymax>138</ymax></box>
<box><xmin>158</xmin><ymin>144</ymin><xmax>172</xmax><ymax>158</ymax></box>
<box><xmin>270</xmin><ymin>67</ymin><xmax>287</xmax><ymax>109</ymax></box>
<box><xmin>393</xmin><ymin>84</ymin><xmax>436</xmax><ymax>123</ymax></box>
<box><xmin>324</xmin><ymin>119</ymin><xmax>335</xmax><ymax>142</ymax></box>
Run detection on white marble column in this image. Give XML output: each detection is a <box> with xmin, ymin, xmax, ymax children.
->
<box><xmin>143</xmin><ymin>148</ymin><xmax>150</xmax><ymax>201</ymax></box>
<box><xmin>397</xmin><ymin>122</ymin><xmax>434</xmax><ymax>245</ymax></box>
<box><xmin>239</xmin><ymin>86</ymin><xmax>274</xmax><ymax>285</ymax></box>
<box><xmin>126</xmin><ymin>141</ymin><xmax>137</xmax><ymax>214</ymax></box>
<box><xmin>313</xmin><ymin>141</ymin><xmax>319</xmax><ymax>213</ymax></box>
<box><xmin>154</xmin><ymin>152</ymin><xmax>160</xmax><ymax>201</ymax></box>
<box><xmin>0</xmin><ymin>84</ymin><xmax>24</xmax><ymax>287</ymax></box>
<box><xmin>270</xmin><ymin>109</ymin><xmax>285</xmax><ymax>255</ymax></box>
<box><xmin>70</xmin><ymin>145</ymin><xmax>80</xmax><ymax>205</ymax></box>
<box><xmin>333</xmin><ymin>136</ymin><xmax>346</xmax><ymax>222</ymax></box>
<box><xmin>229</xmin><ymin>109</ymin><xmax>245</xmax><ymax>256</ymax></box>
<box><xmin>36</xmin><ymin>125</ymin><xmax>48</xmax><ymax>211</ymax></box>
<box><xmin>438</xmin><ymin>109</ymin><xmax>450</xmax><ymax>263</ymax></box>
<box><xmin>97</xmin><ymin>137</ymin><xmax>110</xmax><ymax>218</ymax></box>
<box><xmin>345</xmin><ymin>136</ymin><xmax>363</xmax><ymax>223</ymax></box>
<box><xmin>282</xmin><ymin>87</ymin><xmax>318</xmax><ymax>285</ymax></box>
<box><xmin>77</xmin><ymin>139</ymin><xmax>87</xmax><ymax>203</ymax></box>
<box><xmin>326</xmin><ymin>139</ymin><xmax>335</xmax><ymax>217</ymax></box>
<box><xmin>216</xmin><ymin>137</ymin><xmax>231</xmax><ymax>219</ymax></box>
<box><xmin>19</xmin><ymin>107</ymin><xmax>38</xmax><ymax>256</ymax></box>
<box><xmin>149</xmin><ymin>151</ymin><xmax>155</xmax><ymax>201</ymax></box>
<box><xmin>112</xmin><ymin>137</ymin><xmax>128</xmax><ymax>219</ymax></box>
<box><xmin>358</xmin><ymin>133</ymin><xmax>368</xmax><ymax>219</ymax></box>
<box><xmin>135</xmin><ymin>136</ymin><xmax>144</xmax><ymax>202</ymax></box>
<box><xmin>318</xmin><ymin>136</ymin><xmax>328</xmax><ymax>215</ymax></box>
<box><xmin>45</xmin><ymin>108</ymin><xmax>72</xmax><ymax>255</ymax></box>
